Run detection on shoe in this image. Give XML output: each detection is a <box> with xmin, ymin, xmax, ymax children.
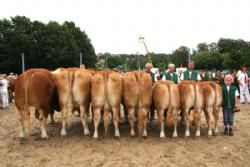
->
<box><xmin>224</xmin><ymin>127</ymin><xmax>229</xmax><ymax>135</ymax></box>
<box><xmin>229</xmin><ymin>128</ymin><xmax>234</xmax><ymax>136</ymax></box>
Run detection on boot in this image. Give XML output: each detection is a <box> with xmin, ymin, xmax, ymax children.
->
<box><xmin>229</xmin><ymin>128</ymin><xmax>234</xmax><ymax>136</ymax></box>
<box><xmin>224</xmin><ymin>127</ymin><xmax>229</xmax><ymax>135</ymax></box>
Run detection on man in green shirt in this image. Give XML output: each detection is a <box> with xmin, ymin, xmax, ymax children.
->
<box><xmin>180</xmin><ymin>60</ymin><xmax>201</xmax><ymax>81</ymax></box>
<box><xmin>162</xmin><ymin>63</ymin><xmax>179</xmax><ymax>84</ymax></box>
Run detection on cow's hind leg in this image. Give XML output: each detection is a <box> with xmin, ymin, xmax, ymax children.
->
<box><xmin>80</xmin><ymin>104</ymin><xmax>90</xmax><ymax>136</ymax></box>
<box><xmin>157</xmin><ymin>108</ymin><xmax>165</xmax><ymax>138</ymax></box>
<box><xmin>60</xmin><ymin>106</ymin><xmax>68</xmax><ymax>136</ymax></box>
<box><xmin>128</xmin><ymin>107</ymin><xmax>136</xmax><ymax>137</ymax></box>
<box><xmin>93</xmin><ymin>107</ymin><xmax>101</xmax><ymax>139</ymax></box>
<box><xmin>213</xmin><ymin>106</ymin><xmax>220</xmax><ymax>134</ymax></box>
<box><xmin>138</xmin><ymin>108</ymin><xmax>148</xmax><ymax>138</ymax></box>
<box><xmin>39</xmin><ymin>109</ymin><xmax>49</xmax><ymax>139</ymax></box>
<box><xmin>17</xmin><ymin>109</ymin><xmax>25</xmax><ymax>138</ymax></box>
<box><xmin>172</xmin><ymin>108</ymin><xmax>179</xmax><ymax>138</ymax></box>
<box><xmin>24</xmin><ymin>107</ymin><xmax>31</xmax><ymax>138</ymax></box>
<box><xmin>184</xmin><ymin>109</ymin><xmax>190</xmax><ymax>137</ymax></box>
<box><xmin>193</xmin><ymin>108</ymin><xmax>201</xmax><ymax>137</ymax></box>
<box><xmin>204</xmin><ymin>107</ymin><xmax>212</xmax><ymax>136</ymax></box>
<box><xmin>112</xmin><ymin>106</ymin><xmax>120</xmax><ymax>139</ymax></box>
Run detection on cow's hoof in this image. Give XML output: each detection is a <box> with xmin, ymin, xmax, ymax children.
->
<box><xmin>114</xmin><ymin>135</ymin><xmax>120</xmax><ymax>139</ymax></box>
<box><xmin>61</xmin><ymin>128</ymin><xmax>67</xmax><ymax>136</ymax></box>
<box><xmin>185</xmin><ymin>131</ymin><xmax>190</xmax><ymax>137</ymax></box>
<box><xmin>93</xmin><ymin>133</ymin><xmax>99</xmax><ymax>139</ymax></box>
<box><xmin>208</xmin><ymin>129</ymin><xmax>212</xmax><ymax>136</ymax></box>
<box><xmin>195</xmin><ymin>131</ymin><xmax>201</xmax><ymax>137</ymax></box>
<box><xmin>172</xmin><ymin>132</ymin><xmax>178</xmax><ymax>138</ymax></box>
<box><xmin>41</xmin><ymin>136</ymin><xmax>49</xmax><ymax>140</ymax></box>
<box><xmin>160</xmin><ymin>132</ymin><xmax>165</xmax><ymax>138</ymax></box>
<box><xmin>84</xmin><ymin>130</ymin><xmax>90</xmax><ymax>136</ymax></box>
<box><xmin>214</xmin><ymin>128</ymin><xmax>219</xmax><ymax>133</ymax></box>
<box><xmin>19</xmin><ymin>132</ymin><xmax>25</xmax><ymax>139</ymax></box>
<box><xmin>41</xmin><ymin>134</ymin><xmax>49</xmax><ymax>139</ymax></box>
<box><xmin>130</xmin><ymin>130</ymin><xmax>135</xmax><ymax>137</ymax></box>
<box><xmin>143</xmin><ymin>136</ymin><xmax>147</xmax><ymax>140</ymax></box>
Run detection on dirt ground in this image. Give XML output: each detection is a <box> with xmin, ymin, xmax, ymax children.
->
<box><xmin>0</xmin><ymin>104</ymin><xmax>250</xmax><ymax>167</ymax></box>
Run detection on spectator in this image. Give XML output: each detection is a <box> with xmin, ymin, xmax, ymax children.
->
<box><xmin>0</xmin><ymin>75</ymin><xmax>9</xmax><ymax>109</ymax></box>
<box><xmin>237</xmin><ymin>66</ymin><xmax>250</xmax><ymax>104</ymax></box>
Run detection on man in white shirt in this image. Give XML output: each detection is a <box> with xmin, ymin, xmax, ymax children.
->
<box><xmin>162</xmin><ymin>63</ymin><xmax>180</xmax><ymax>84</ymax></box>
<box><xmin>238</xmin><ymin>66</ymin><xmax>250</xmax><ymax>104</ymax></box>
<box><xmin>0</xmin><ymin>75</ymin><xmax>9</xmax><ymax>109</ymax></box>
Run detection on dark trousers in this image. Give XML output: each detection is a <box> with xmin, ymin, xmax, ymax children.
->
<box><xmin>223</xmin><ymin>108</ymin><xmax>234</xmax><ymax>126</ymax></box>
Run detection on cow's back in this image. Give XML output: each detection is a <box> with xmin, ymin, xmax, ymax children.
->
<box><xmin>123</xmin><ymin>71</ymin><xmax>152</xmax><ymax>109</ymax></box>
<box><xmin>15</xmin><ymin>69</ymin><xmax>55</xmax><ymax>110</ymax></box>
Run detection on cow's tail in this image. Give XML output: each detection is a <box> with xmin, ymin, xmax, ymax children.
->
<box><xmin>135</xmin><ymin>71</ymin><xmax>146</xmax><ymax>138</ymax></box>
<box><xmin>68</xmin><ymin>70</ymin><xmax>74</xmax><ymax>119</ymax></box>
<box><xmin>166</xmin><ymin>83</ymin><xmax>173</xmax><ymax>126</ymax></box>
<box><xmin>103</xmin><ymin>72</ymin><xmax>110</xmax><ymax>135</ymax></box>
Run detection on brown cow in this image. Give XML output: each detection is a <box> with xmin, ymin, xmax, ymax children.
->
<box><xmin>178</xmin><ymin>81</ymin><xmax>203</xmax><ymax>137</ymax></box>
<box><xmin>91</xmin><ymin>70</ymin><xmax>122</xmax><ymax>139</ymax></box>
<box><xmin>123</xmin><ymin>71</ymin><xmax>152</xmax><ymax>138</ymax></box>
<box><xmin>15</xmin><ymin>69</ymin><xmax>58</xmax><ymax>139</ymax></box>
<box><xmin>153</xmin><ymin>80</ymin><xmax>180</xmax><ymax>138</ymax></box>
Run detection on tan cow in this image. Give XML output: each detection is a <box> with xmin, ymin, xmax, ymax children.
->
<box><xmin>15</xmin><ymin>69</ymin><xmax>59</xmax><ymax>139</ymax></box>
<box><xmin>51</xmin><ymin>68</ymin><xmax>92</xmax><ymax>136</ymax></box>
<box><xmin>197</xmin><ymin>82</ymin><xmax>215</xmax><ymax>136</ymax></box>
<box><xmin>123</xmin><ymin>71</ymin><xmax>152</xmax><ymax>138</ymax></box>
<box><xmin>199</xmin><ymin>81</ymin><xmax>222</xmax><ymax>135</ymax></box>
<box><xmin>178</xmin><ymin>81</ymin><xmax>204</xmax><ymax>137</ymax></box>
<box><xmin>153</xmin><ymin>80</ymin><xmax>180</xmax><ymax>138</ymax></box>
<box><xmin>91</xmin><ymin>70</ymin><xmax>122</xmax><ymax>139</ymax></box>
<box><xmin>72</xmin><ymin>68</ymin><xmax>92</xmax><ymax>136</ymax></box>
<box><xmin>51</xmin><ymin>68</ymin><xmax>75</xmax><ymax>136</ymax></box>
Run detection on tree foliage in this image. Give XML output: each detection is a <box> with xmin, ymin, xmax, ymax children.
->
<box><xmin>0</xmin><ymin>16</ymin><xmax>96</xmax><ymax>74</ymax></box>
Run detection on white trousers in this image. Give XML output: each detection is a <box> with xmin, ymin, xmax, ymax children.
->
<box><xmin>0</xmin><ymin>93</ymin><xmax>9</xmax><ymax>108</ymax></box>
<box><xmin>239</xmin><ymin>85</ymin><xmax>250</xmax><ymax>103</ymax></box>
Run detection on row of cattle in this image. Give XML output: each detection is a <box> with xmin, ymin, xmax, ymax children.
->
<box><xmin>14</xmin><ymin>68</ymin><xmax>222</xmax><ymax>139</ymax></box>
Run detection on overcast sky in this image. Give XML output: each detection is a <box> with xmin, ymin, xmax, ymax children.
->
<box><xmin>1</xmin><ymin>0</ymin><xmax>250</xmax><ymax>54</ymax></box>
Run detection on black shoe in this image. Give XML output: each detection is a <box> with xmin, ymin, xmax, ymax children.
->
<box><xmin>229</xmin><ymin>128</ymin><xmax>234</xmax><ymax>136</ymax></box>
<box><xmin>224</xmin><ymin>127</ymin><xmax>229</xmax><ymax>135</ymax></box>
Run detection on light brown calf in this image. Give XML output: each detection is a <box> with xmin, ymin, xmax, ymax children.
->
<box><xmin>52</xmin><ymin>68</ymin><xmax>92</xmax><ymax>136</ymax></box>
<box><xmin>72</xmin><ymin>68</ymin><xmax>92</xmax><ymax>136</ymax></box>
<box><xmin>51</xmin><ymin>68</ymin><xmax>75</xmax><ymax>136</ymax></box>
<box><xmin>197</xmin><ymin>82</ymin><xmax>215</xmax><ymax>136</ymax></box>
<box><xmin>153</xmin><ymin>80</ymin><xmax>180</xmax><ymax>138</ymax></box>
<box><xmin>91</xmin><ymin>70</ymin><xmax>122</xmax><ymax>139</ymax></box>
<box><xmin>200</xmin><ymin>81</ymin><xmax>222</xmax><ymax>134</ymax></box>
<box><xmin>178</xmin><ymin>81</ymin><xmax>204</xmax><ymax>137</ymax></box>
<box><xmin>123</xmin><ymin>71</ymin><xmax>152</xmax><ymax>138</ymax></box>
